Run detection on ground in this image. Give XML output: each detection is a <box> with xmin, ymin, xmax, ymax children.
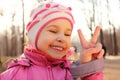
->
<box><xmin>104</xmin><ymin>56</ymin><xmax>120</xmax><ymax>80</ymax></box>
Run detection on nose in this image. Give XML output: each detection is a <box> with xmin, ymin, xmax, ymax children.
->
<box><xmin>57</xmin><ymin>34</ymin><xmax>67</xmax><ymax>42</ymax></box>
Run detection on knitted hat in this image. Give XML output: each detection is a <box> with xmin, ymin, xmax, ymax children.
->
<box><xmin>26</xmin><ymin>2</ymin><xmax>74</xmax><ymax>49</ymax></box>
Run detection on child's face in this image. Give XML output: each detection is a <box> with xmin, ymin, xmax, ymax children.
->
<box><xmin>37</xmin><ymin>19</ymin><xmax>72</xmax><ymax>59</ymax></box>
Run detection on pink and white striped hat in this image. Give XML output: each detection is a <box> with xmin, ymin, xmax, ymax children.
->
<box><xmin>26</xmin><ymin>2</ymin><xmax>74</xmax><ymax>49</ymax></box>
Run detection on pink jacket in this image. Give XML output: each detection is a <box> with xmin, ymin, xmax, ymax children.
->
<box><xmin>0</xmin><ymin>49</ymin><xmax>104</xmax><ymax>80</ymax></box>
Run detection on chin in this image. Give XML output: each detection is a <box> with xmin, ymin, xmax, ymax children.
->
<box><xmin>55</xmin><ymin>55</ymin><xmax>66</xmax><ymax>60</ymax></box>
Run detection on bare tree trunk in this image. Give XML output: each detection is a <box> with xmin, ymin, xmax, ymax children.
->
<box><xmin>21</xmin><ymin>0</ymin><xmax>25</xmax><ymax>52</ymax></box>
<box><xmin>107</xmin><ymin>0</ymin><xmax>118</xmax><ymax>55</ymax></box>
<box><xmin>113</xmin><ymin>27</ymin><xmax>118</xmax><ymax>55</ymax></box>
<box><xmin>5</xmin><ymin>28</ymin><xmax>9</xmax><ymax>56</ymax></box>
<box><xmin>92</xmin><ymin>0</ymin><xmax>95</xmax><ymax>32</ymax></box>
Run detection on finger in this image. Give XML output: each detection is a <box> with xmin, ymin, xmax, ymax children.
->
<box><xmin>95</xmin><ymin>42</ymin><xmax>102</xmax><ymax>52</ymax></box>
<box><xmin>80</xmin><ymin>48</ymin><xmax>97</xmax><ymax>63</ymax></box>
<box><xmin>90</xmin><ymin>42</ymin><xmax>102</xmax><ymax>53</ymax></box>
<box><xmin>81</xmin><ymin>47</ymin><xmax>100</xmax><ymax>56</ymax></box>
<box><xmin>91</xmin><ymin>26</ymin><xmax>100</xmax><ymax>44</ymax></box>
<box><xmin>97</xmin><ymin>49</ymin><xmax>104</xmax><ymax>59</ymax></box>
<box><xmin>91</xmin><ymin>42</ymin><xmax>102</xmax><ymax>59</ymax></box>
<box><xmin>78</xmin><ymin>29</ymin><xmax>89</xmax><ymax>48</ymax></box>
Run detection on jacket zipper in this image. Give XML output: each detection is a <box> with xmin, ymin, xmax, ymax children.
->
<box><xmin>47</xmin><ymin>65</ymin><xmax>53</xmax><ymax>80</ymax></box>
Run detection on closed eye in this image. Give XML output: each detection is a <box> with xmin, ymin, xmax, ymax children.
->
<box><xmin>65</xmin><ymin>33</ymin><xmax>71</xmax><ymax>36</ymax></box>
<box><xmin>49</xmin><ymin>30</ymin><xmax>57</xmax><ymax>33</ymax></box>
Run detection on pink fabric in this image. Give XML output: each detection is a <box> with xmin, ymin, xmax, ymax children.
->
<box><xmin>0</xmin><ymin>49</ymin><xmax>103</xmax><ymax>80</ymax></box>
<box><xmin>68</xmin><ymin>48</ymin><xmax>74</xmax><ymax>56</ymax></box>
<box><xmin>81</xmin><ymin>72</ymin><xmax>103</xmax><ymax>80</ymax></box>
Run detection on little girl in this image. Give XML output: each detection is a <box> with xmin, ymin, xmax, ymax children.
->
<box><xmin>0</xmin><ymin>1</ymin><xmax>104</xmax><ymax>80</ymax></box>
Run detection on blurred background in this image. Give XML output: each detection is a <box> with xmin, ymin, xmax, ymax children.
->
<box><xmin>0</xmin><ymin>0</ymin><xmax>120</xmax><ymax>80</ymax></box>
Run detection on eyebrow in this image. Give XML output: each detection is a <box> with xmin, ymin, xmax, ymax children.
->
<box><xmin>47</xmin><ymin>25</ymin><xmax>57</xmax><ymax>28</ymax></box>
<box><xmin>47</xmin><ymin>25</ymin><xmax>72</xmax><ymax>31</ymax></box>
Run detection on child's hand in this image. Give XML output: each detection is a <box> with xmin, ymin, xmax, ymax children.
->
<box><xmin>78</xmin><ymin>26</ymin><xmax>104</xmax><ymax>64</ymax></box>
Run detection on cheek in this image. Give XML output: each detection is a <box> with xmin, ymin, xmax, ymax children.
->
<box><xmin>37</xmin><ymin>35</ymin><xmax>54</xmax><ymax>47</ymax></box>
<box><xmin>43</xmin><ymin>35</ymin><xmax>55</xmax><ymax>43</ymax></box>
<box><xmin>66</xmin><ymin>39</ymin><xmax>71</xmax><ymax>49</ymax></box>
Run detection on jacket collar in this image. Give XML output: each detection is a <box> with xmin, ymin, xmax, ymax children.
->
<box><xmin>7</xmin><ymin>49</ymin><xmax>70</xmax><ymax>69</ymax></box>
<box><xmin>23</xmin><ymin>49</ymin><xmax>70</xmax><ymax>68</ymax></box>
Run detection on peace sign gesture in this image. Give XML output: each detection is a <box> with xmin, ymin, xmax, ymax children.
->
<box><xmin>78</xmin><ymin>26</ymin><xmax>104</xmax><ymax>63</ymax></box>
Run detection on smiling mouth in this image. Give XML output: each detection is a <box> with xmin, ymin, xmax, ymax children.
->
<box><xmin>50</xmin><ymin>45</ymin><xmax>65</xmax><ymax>52</ymax></box>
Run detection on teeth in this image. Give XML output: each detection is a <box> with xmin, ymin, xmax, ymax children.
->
<box><xmin>52</xmin><ymin>46</ymin><xmax>63</xmax><ymax>51</ymax></box>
